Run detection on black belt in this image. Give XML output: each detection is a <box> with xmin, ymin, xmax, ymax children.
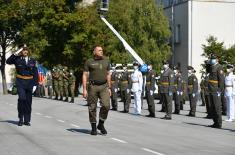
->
<box><xmin>90</xmin><ymin>80</ymin><xmax>107</xmax><ymax>86</ymax></box>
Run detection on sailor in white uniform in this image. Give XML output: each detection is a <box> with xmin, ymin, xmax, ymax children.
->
<box><xmin>224</xmin><ymin>64</ymin><xmax>235</xmax><ymax>122</ymax></box>
<box><xmin>131</xmin><ymin>62</ymin><xmax>143</xmax><ymax>115</ymax></box>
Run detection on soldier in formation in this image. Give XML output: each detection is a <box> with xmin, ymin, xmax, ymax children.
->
<box><xmin>187</xmin><ymin>66</ymin><xmax>198</xmax><ymax>117</ymax></box>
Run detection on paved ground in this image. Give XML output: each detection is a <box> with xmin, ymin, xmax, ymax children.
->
<box><xmin>0</xmin><ymin>94</ymin><xmax>234</xmax><ymax>155</ymax></box>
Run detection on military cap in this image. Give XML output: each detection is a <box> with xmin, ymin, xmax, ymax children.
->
<box><xmin>122</xmin><ymin>63</ymin><xmax>127</xmax><ymax>67</ymax></box>
<box><xmin>162</xmin><ymin>60</ymin><xmax>169</xmax><ymax>65</ymax></box>
<box><xmin>227</xmin><ymin>64</ymin><xmax>234</xmax><ymax>69</ymax></box>
<box><xmin>173</xmin><ymin>66</ymin><xmax>180</xmax><ymax>70</ymax></box>
<box><xmin>19</xmin><ymin>43</ymin><xmax>28</xmax><ymax>50</ymax></box>
<box><xmin>111</xmin><ymin>63</ymin><xmax>116</xmax><ymax>67</ymax></box>
<box><xmin>188</xmin><ymin>66</ymin><xmax>196</xmax><ymax>73</ymax></box>
<box><xmin>209</xmin><ymin>54</ymin><xmax>218</xmax><ymax>59</ymax></box>
<box><xmin>133</xmin><ymin>61</ymin><xmax>139</xmax><ymax>66</ymax></box>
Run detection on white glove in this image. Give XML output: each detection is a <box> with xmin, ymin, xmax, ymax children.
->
<box><xmin>14</xmin><ymin>48</ymin><xmax>23</xmax><ymax>56</ymax></box>
<box><xmin>114</xmin><ymin>88</ymin><xmax>117</xmax><ymax>92</ymax></box>
<box><xmin>177</xmin><ymin>91</ymin><xmax>180</xmax><ymax>95</ymax></box>
<box><xmin>169</xmin><ymin>92</ymin><xmax>172</xmax><ymax>96</ymax></box>
<box><xmin>217</xmin><ymin>92</ymin><xmax>221</xmax><ymax>97</ymax></box>
<box><xmin>180</xmin><ymin>92</ymin><xmax>183</xmax><ymax>95</ymax></box>
<box><xmin>32</xmin><ymin>86</ymin><xmax>37</xmax><ymax>93</ymax></box>
<box><xmin>192</xmin><ymin>93</ymin><xmax>195</xmax><ymax>98</ymax></box>
<box><xmin>127</xmin><ymin>89</ymin><xmax>130</xmax><ymax>93</ymax></box>
<box><xmin>150</xmin><ymin>90</ymin><xmax>153</xmax><ymax>96</ymax></box>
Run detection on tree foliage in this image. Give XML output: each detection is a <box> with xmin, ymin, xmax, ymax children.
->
<box><xmin>201</xmin><ymin>35</ymin><xmax>235</xmax><ymax>73</ymax></box>
<box><xmin>1</xmin><ymin>0</ymin><xmax>171</xmax><ymax>92</ymax></box>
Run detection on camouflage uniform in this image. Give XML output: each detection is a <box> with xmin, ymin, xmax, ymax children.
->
<box><xmin>52</xmin><ymin>67</ymin><xmax>59</xmax><ymax>100</ymax></box>
<box><xmin>68</xmin><ymin>70</ymin><xmax>76</xmax><ymax>103</ymax></box>
<box><xmin>63</xmin><ymin>66</ymin><xmax>69</xmax><ymax>102</ymax></box>
<box><xmin>120</xmin><ymin>68</ymin><xmax>132</xmax><ymax>113</ymax></box>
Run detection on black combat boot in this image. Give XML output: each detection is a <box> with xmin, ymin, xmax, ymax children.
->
<box><xmin>69</xmin><ymin>98</ymin><xmax>74</xmax><ymax>103</ymax></box>
<box><xmin>64</xmin><ymin>97</ymin><xmax>68</xmax><ymax>102</ymax></box>
<box><xmin>90</xmin><ymin>123</ymin><xmax>97</xmax><ymax>135</ymax></box>
<box><xmin>97</xmin><ymin>120</ymin><xmax>107</xmax><ymax>135</ymax></box>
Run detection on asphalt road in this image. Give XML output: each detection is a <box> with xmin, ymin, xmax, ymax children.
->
<box><xmin>0</xmin><ymin>94</ymin><xmax>234</xmax><ymax>155</ymax></box>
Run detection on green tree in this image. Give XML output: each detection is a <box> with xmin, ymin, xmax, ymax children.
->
<box><xmin>0</xmin><ymin>0</ymin><xmax>24</xmax><ymax>94</ymax></box>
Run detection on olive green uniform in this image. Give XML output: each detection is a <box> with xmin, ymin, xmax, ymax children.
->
<box><xmin>204</xmin><ymin>74</ymin><xmax>212</xmax><ymax>118</ymax></box>
<box><xmin>200</xmin><ymin>79</ymin><xmax>206</xmax><ymax>106</ymax></box>
<box><xmin>63</xmin><ymin>68</ymin><xmax>69</xmax><ymax>101</ymax></box>
<box><xmin>52</xmin><ymin>68</ymin><xmax>59</xmax><ymax>99</ymax></box>
<box><xmin>145</xmin><ymin>69</ymin><xmax>156</xmax><ymax>116</ymax></box>
<box><xmin>68</xmin><ymin>72</ymin><xmax>76</xmax><ymax>103</ymax></box>
<box><xmin>161</xmin><ymin>68</ymin><xmax>174</xmax><ymax>118</ymax></box>
<box><xmin>120</xmin><ymin>71</ymin><xmax>132</xmax><ymax>112</ymax></box>
<box><xmin>187</xmin><ymin>74</ymin><xmax>198</xmax><ymax>116</ymax></box>
<box><xmin>84</xmin><ymin>57</ymin><xmax>110</xmax><ymax>123</ymax></box>
<box><xmin>208</xmin><ymin>63</ymin><xmax>224</xmax><ymax>127</ymax></box>
<box><xmin>111</xmin><ymin>71</ymin><xmax>119</xmax><ymax>110</ymax></box>
<box><xmin>58</xmin><ymin>70</ymin><xmax>64</xmax><ymax>100</ymax></box>
<box><xmin>173</xmin><ymin>73</ymin><xmax>183</xmax><ymax>114</ymax></box>
<box><xmin>46</xmin><ymin>73</ymin><xmax>53</xmax><ymax>99</ymax></box>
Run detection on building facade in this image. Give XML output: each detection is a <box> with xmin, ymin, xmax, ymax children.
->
<box><xmin>157</xmin><ymin>0</ymin><xmax>235</xmax><ymax>79</ymax></box>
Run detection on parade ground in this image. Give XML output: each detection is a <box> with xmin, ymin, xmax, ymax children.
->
<box><xmin>0</xmin><ymin>94</ymin><xmax>234</xmax><ymax>155</ymax></box>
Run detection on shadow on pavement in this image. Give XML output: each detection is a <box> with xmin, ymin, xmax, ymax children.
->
<box><xmin>0</xmin><ymin>120</ymin><xmax>18</xmax><ymax>126</ymax></box>
<box><xmin>183</xmin><ymin>122</ymin><xmax>235</xmax><ymax>132</ymax></box>
<box><xmin>67</xmin><ymin>128</ymin><xmax>91</xmax><ymax>135</ymax></box>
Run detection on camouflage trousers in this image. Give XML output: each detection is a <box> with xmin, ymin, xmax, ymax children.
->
<box><xmin>88</xmin><ymin>83</ymin><xmax>110</xmax><ymax>123</ymax></box>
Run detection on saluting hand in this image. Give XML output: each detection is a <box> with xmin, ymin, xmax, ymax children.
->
<box><xmin>14</xmin><ymin>48</ymin><xmax>23</xmax><ymax>56</ymax></box>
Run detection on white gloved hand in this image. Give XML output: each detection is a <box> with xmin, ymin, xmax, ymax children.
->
<box><xmin>177</xmin><ymin>91</ymin><xmax>180</xmax><ymax>95</ymax></box>
<box><xmin>217</xmin><ymin>92</ymin><xmax>221</xmax><ymax>97</ymax></box>
<box><xmin>14</xmin><ymin>48</ymin><xmax>23</xmax><ymax>56</ymax></box>
<box><xmin>32</xmin><ymin>86</ymin><xmax>37</xmax><ymax>93</ymax></box>
<box><xmin>114</xmin><ymin>88</ymin><xmax>117</xmax><ymax>92</ymax></box>
<box><xmin>169</xmin><ymin>92</ymin><xmax>173</xmax><ymax>96</ymax></box>
<box><xmin>127</xmin><ymin>89</ymin><xmax>130</xmax><ymax>93</ymax></box>
<box><xmin>150</xmin><ymin>90</ymin><xmax>153</xmax><ymax>96</ymax></box>
<box><xmin>192</xmin><ymin>93</ymin><xmax>195</xmax><ymax>98</ymax></box>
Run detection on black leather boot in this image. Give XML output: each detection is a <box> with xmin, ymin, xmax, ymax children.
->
<box><xmin>90</xmin><ymin>123</ymin><xmax>97</xmax><ymax>135</ymax></box>
<box><xmin>97</xmin><ymin>120</ymin><xmax>107</xmax><ymax>135</ymax></box>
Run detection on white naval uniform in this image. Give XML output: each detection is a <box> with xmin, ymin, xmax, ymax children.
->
<box><xmin>224</xmin><ymin>72</ymin><xmax>235</xmax><ymax>121</ymax></box>
<box><xmin>131</xmin><ymin>69</ymin><xmax>143</xmax><ymax>114</ymax></box>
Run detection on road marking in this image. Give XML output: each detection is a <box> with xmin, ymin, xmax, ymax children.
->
<box><xmin>111</xmin><ymin>138</ymin><xmax>127</xmax><ymax>144</ymax></box>
<box><xmin>57</xmin><ymin>119</ymin><xmax>65</xmax><ymax>123</ymax></box>
<box><xmin>44</xmin><ymin>115</ymin><xmax>52</xmax><ymax>118</ymax></box>
<box><xmin>35</xmin><ymin>112</ymin><xmax>42</xmax><ymax>115</ymax></box>
<box><xmin>70</xmin><ymin>124</ymin><xmax>80</xmax><ymax>128</ymax></box>
<box><xmin>141</xmin><ymin>148</ymin><xmax>165</xmax><ymax>155</ymax></box>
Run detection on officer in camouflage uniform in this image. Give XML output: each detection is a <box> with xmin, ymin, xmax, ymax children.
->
<box><xmin>58</xmin><ymin>65</ymin><xmax>64</xmax><ymax>101</ymax></box>
<box><xmin>83</xmin><ymin>46</ymin><xmax>111</xmax><ymax>135</ymax></box>
<box><xmin>46</xmin><ymin>70</ymin><xmax>53</xmax><ymax>99</ymax></box>
<box><xmin>52</xmin><ymin>66</ymin><xmax>59</xmax><ymax>100</ymax></box>
<box><xmin>68</xmin><ymin>69</ymin><xmax>76</xmax><ymax>103</ymax></box>
<box><xmin>173</xmin><ymin>66</ymin><xmax>183</xmax><ymax>114</ymax></box>
<box><xmin>110</xmin><ymin>63</ymin><xmax>119</xmax><ymax>111</ymax></box>
<box><xmin>120</xmin><ymin>63</ymin><xmax>132</xmax><ymax>113</ymax></box>
<box><xmin>63</xmin><ymin>66</ymin><xmax>69</xmax><ymax>102</ymax></box>
<box><xmin>208</xmin><ymin>54</ymin><xmax>224</xmax><ymax>129</ymax></box>
<box><xmin>187</xmin><ymin>66</ymin><xmax>198</xmax><ymax>117</ymax></box>
<box><xmin>161</xmin><ymin>60</ymin><xmax>174</xmax><ymax>120</ymax></box>
<box><xmin>145</xmin><ymin>62</ymin><xmax>156</xmax><ymax>117</ymax></box>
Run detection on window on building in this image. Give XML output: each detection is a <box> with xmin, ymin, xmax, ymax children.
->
<box><xmin>175</xmin><ymin>24</ymin><xmax>181</xmax><ymax>44</ymax></box>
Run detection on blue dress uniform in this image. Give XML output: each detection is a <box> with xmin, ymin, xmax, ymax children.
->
<box><xmin>6</xmin><ymin>54</ymin><xmax>38</xmax><ymax>125</ymax></box>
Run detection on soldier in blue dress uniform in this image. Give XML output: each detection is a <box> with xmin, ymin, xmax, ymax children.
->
<box><xmin>6</xmin><ymin>44</ymin><xmax>38</xmax><ymax>126</ymax></box>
